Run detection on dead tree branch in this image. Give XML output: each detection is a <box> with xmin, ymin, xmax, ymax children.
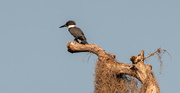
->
<box><xmin>67</xmin><ymin>41</ymin><xmax>160</xmax><ymax>93</ymax></box>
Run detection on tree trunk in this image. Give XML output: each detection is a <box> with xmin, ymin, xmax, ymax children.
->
<box><xmin>67</xmin><ymin>41</ymin><xmax>160</xmax><ymax>93</ymax></box>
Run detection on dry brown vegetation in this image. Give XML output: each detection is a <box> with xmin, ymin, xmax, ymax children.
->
<box><xmin>67</xmin><ymin>41</ymin><xmax>170</xmax><ymax>93</ymax></box>
<box><xmin>94</xmin><ymin>54</ymin><xmax>139</xmax><ymax>93</ymax></box>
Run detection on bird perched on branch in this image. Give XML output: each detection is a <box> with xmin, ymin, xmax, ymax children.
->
<box><xmin>59</xmin><ymin>21</ymin><xmax>88</xmax><ymax>44</ymax></box>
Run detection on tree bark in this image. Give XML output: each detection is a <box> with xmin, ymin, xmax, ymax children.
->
<box><xmin>67</xmin><ymin>41</ymin><xmax>160</xmax><ymax>93</ymax></box>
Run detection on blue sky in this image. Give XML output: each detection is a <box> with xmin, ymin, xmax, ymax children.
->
<box><xmin>0</xmin><ymin>0</ymin><xmax>179</xmax><ymax>93</ymax></box>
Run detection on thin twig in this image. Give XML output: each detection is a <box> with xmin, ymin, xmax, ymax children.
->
<box><xmin>87</xmin><ymin>53</ymin><xmax>94</xmax><ymax>63</ymax></box>
<box><xmin>144</xmin><ymin>48</ymin><xmax>160</xmax><ymax>59</ymax></box>
<box><xmin>144</xmin><ymin>48</ymin><xmax>172</xmax><ymax>74</ymax></box>
<box><xmin>83</xmin><ymin>52</ymin><xmax>91</xmax><ymax>63</ymax></box>
<box><xmin>161</xmin><ymin>49</ymin><xmax>172</xmax><ymax>62</ymax></box>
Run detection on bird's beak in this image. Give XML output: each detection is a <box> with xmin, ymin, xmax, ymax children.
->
<box><xmin>59</xmin><ymin>24</ymin><xmax>66</xmax><ymax>28</ymax></box>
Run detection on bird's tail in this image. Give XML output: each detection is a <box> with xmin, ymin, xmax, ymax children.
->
<box><xmin>81</xmin><ymin>40</ymin><xmax>88</xmax><ymax>44</ymax></box>
<box><xmin>80</xmin><ymin>36</ymin><xmax>88</xmax><ymax>44</ymax></box>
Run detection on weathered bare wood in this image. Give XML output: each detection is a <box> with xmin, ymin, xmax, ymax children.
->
<box><xmin>67</xmin><ymin>41</ymin><xmax>160</xmax><ymax>93</ymax></box>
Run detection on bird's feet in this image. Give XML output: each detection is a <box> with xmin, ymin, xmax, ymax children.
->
<box><xmin>73</xmin><ymin>39</ymin><xmax>79</xmax><ymax>44</ymax></box>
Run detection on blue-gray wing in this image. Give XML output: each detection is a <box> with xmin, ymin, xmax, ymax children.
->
<box><xmin>68</xmin><ymin>27</ymin><xmax>88</xmax><ymax>44</ymax></box>
<box><xmin>68</xmin><ymin>27</ymin><xmax>84</xmax><ymax>37</ymax></box>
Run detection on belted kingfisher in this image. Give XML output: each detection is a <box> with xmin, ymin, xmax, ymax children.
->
<box><xmin>59</xmin><ymin>21</ymin><xmax>88</xmax><ymax>44</ymax></box>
